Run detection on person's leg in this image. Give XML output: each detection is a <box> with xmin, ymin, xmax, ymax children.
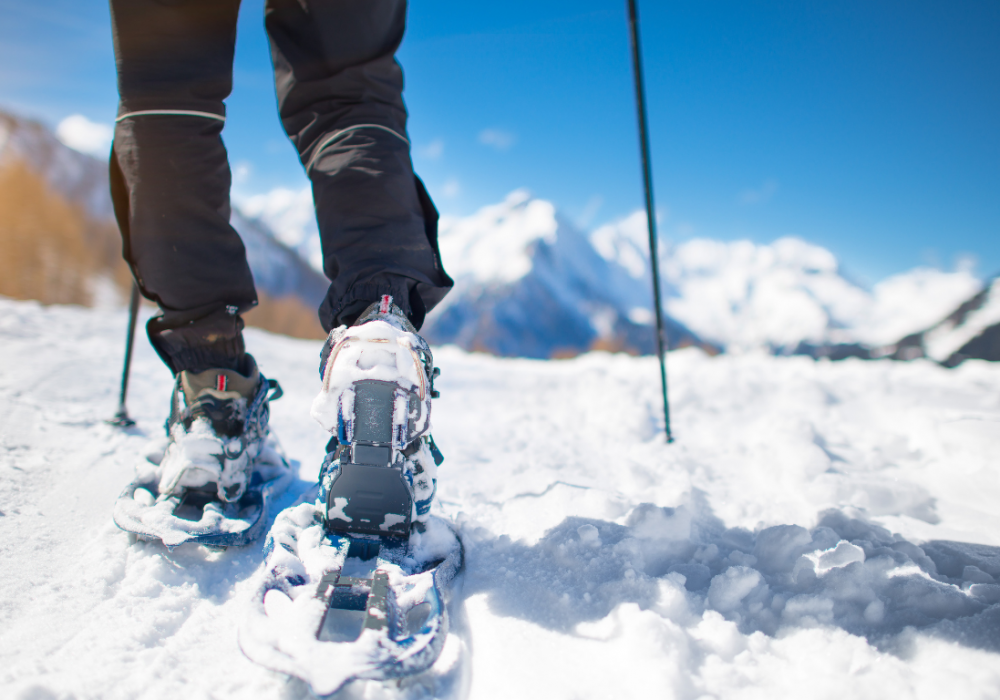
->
<box><xmin>109</xmin><ymin>0</ymin><xmax>256</xmax><ymax>375</ymax></box>
<box><xmin>107</xmin><ymin>0</ymin><xmax>287</xmax><ymax>516</ymax></box>
<box><xmin>264</xmin><ymin>0</ymin><xmax>452</xmax><ymax>331</ymax></box>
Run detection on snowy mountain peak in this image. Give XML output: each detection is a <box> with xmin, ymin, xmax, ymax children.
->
<box><xmin>586</xmin><ymin>206</ymin><xmax>982</xmax><ymax>353</ymax></box>
<box><xmin>237</xmin><ymin>186</ymin><xmax>322</xmax><ymax>272</ymax></box>
<box><xmin>424</xmin><ymin>192</ymin><xmax>706</xmax><ymax>357</ymax></box>
<box><xmin>427</xmin><ymin>192</ymin><xmax>990</xmax><ymax>359</ymax></box>
<box><xmin>663</xmin><ymin>238</ymin><xmax>982</xmax><ymax>351</ymax></box>
<box><xmin>590</xmin><ymin>210</ymin><xmax>650</xmax><ymax>280</ymax></box>
<box><xmin>888</xmin><ymin>275</ymin><xmax>1000</xmax><ymax>365</ymax></box>
<box><xmin>660</xmin><ymin>237</ymin><xmax>869</xmax><ymax>351</ymax></box>
<box><xmin>438</xmin><ymin>189</ymin><xmax>565</xmax><ymax>285</ymax></box>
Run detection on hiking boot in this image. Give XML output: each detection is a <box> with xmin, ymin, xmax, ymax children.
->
<box><xmin>311</xmin><ymin>295</ymin><xmax>443</xmax><ymax>537</ymax></box>
<box><xmin>154</xmin><ymin>354</ymin><xmax>279</xmax><ymax>504</ymax></box>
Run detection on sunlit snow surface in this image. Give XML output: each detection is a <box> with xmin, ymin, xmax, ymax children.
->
<box><xmin>1</xmin><ymin>297</ymin><xmax>999</xmax><ymax>700</ymax></box>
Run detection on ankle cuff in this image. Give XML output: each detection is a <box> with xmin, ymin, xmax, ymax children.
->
<box><xmin>149</xmin><ymin>308</ymin><xmax>247</xmax><ymax>374</ymax></box>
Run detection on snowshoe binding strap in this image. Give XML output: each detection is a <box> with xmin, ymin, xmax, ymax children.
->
<box><xmin>324</xmin><ymin>380</ymin><xmax>413</xmax><ymax>538</ymax></box>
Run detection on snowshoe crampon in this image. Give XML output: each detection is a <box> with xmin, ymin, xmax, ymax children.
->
<box><xmin>112</xmin><ymin>441</ymin><xmax>292</xmax><ymax>548</ymax></box>
<box><xmin>239</xmin><ymin>499</ymin><xmax>463</xmax><ymax>696</ymax></box>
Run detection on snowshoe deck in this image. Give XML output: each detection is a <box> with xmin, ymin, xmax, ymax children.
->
<box><xmin>240</xmin><ymin>500</ymin><xmax>462</xmax><ymax>697</ymax></box>
<box><xmin>112</xmin><ymin>459</ymin><xmax>292</xmax><ymax>549</ymax></box>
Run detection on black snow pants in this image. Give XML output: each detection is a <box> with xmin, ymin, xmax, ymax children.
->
<box><xmin>109</xmin><ymin>0</ymin><xmax>452</xmax><ymax>374</ymax></box>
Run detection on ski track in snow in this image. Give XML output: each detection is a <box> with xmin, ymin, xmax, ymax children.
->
<box><xmin>1</xmin><ymin>297</ymin><xmax>999</xmax><ymax>700</ymax></box>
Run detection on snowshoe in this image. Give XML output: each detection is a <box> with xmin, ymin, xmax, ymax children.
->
<box><xmin>240</xmin><ymin>498</ymin><xmax>462</xmax><ymax>696</ymax></box>
<box><xmin>113</xmin><ymin>356</ymin><xmax>292</xmax><ymax>548</ymax></box>
<box><xmin>240</xmin><ymin>296</ymin><xmax>461</xmax><ymax>695</ymax></box>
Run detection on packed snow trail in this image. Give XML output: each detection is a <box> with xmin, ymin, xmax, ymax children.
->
<box><xmin>1</xmin><ymin>297</ymin><xmax>999</xmax><ymax>700</ymax></box>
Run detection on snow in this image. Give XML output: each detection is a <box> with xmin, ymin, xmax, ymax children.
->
<box><xmin>859</xmin><ymin>267</ymin><xmax>984</xmax><ymax>347</ymax></box>
<box><xmin>241</xmin><ymin>502</ymin><xmax>460</xmax><ymax>695</ymax></box>
<box><xmin>2</xmin><ymin>297</ymin><xmax>1000</xmax><ymax>699</ymax></box>
<box><xmin>311</xmin><ymin>318</ymin><xmax>431</xmax><ymax>439</ymax></box>
<box><xmin>113</xmin><ymin>433</ymin><xmax>291</xmax><ymax>548</ymax></box>
<box><xmin>924</xmin><ymin>277</ymin><xmax>1000</xmax><ymax>362</ymax></box>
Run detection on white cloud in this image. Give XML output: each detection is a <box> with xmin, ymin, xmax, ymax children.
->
<box><xmin>576</xmin><ymin>194</ymin><xmax>604</xmax><ymax>229</ymax></box>
<box><xmin>478</xmin><ymin>128</ymin><xmax>516</xmax><ymax>151</ymax></box>
<box><xmin>442</xmin><ymin>178</ymin><xmax>461</xmax><ymax>198</ymax></box>
<box><xmin>232</xmin><ymin>160</ymin><xmax>253</xmax><ymax>185</ymax></box>
<box><xmin>954</xmin><ymin>252</ymin><xmax>977</xmax><ymax>274</ymax></box>
<box><xmin>55</xmin><ymin>114</ymin><xmax>113</xmax><ymax>157</ymax></box>
<box><xmin>419</xmin><ymin>138</ymin><xmax>444</xmax><ymax>160</ymax></box>
<box><xmin>738</xmin><ymin>179</ymin><xmax>779</xmax><ymax>205</ymax></box>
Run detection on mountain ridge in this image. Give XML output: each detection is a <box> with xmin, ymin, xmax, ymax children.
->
<box><xmin>422</xmin><ymin>190</ymin><xmax>708</xmax><ymax>357</ymax></box>
<box><xmin>3</xmin><ymin>107</ymin><xmax>996</xmax><ymax>364</ymax></box>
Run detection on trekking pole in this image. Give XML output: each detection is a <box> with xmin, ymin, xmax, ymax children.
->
<box><xmin>626</xmin><ymin>0</ymin><xmax>673</xmax><ymax>443</ymax></box>
<box><xmin>107</xmin><ymin>281</ymin><xmax>141</xmax><ymax>428</ymax></box>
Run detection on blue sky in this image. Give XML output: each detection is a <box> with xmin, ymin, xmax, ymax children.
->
<box><xmin>1</xmin><ymin>0</ymin><xmax>997</xmax><ymax>284</ymax></box>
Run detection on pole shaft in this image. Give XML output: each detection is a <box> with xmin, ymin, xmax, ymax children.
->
<box><xmin>110</xmin><ymin>282</ymin><xmax>141</xmax><ymax>427</ymax></box>
<box><xmin>627</xmin><ymin>0</ymin><xmax>673</xmax><ymax>442</ymax></box>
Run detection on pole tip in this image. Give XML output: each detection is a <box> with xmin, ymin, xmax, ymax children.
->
<box><xmin>106</xmin><ymin>409</ymin><xmax>136</xmax><ymax>428</ymax></box>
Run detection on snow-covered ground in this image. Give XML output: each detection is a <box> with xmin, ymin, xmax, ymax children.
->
<box><xmin>2</xmin><ymin>297</ymin><xmax>999</xmax><ymax>700</ymax></box>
